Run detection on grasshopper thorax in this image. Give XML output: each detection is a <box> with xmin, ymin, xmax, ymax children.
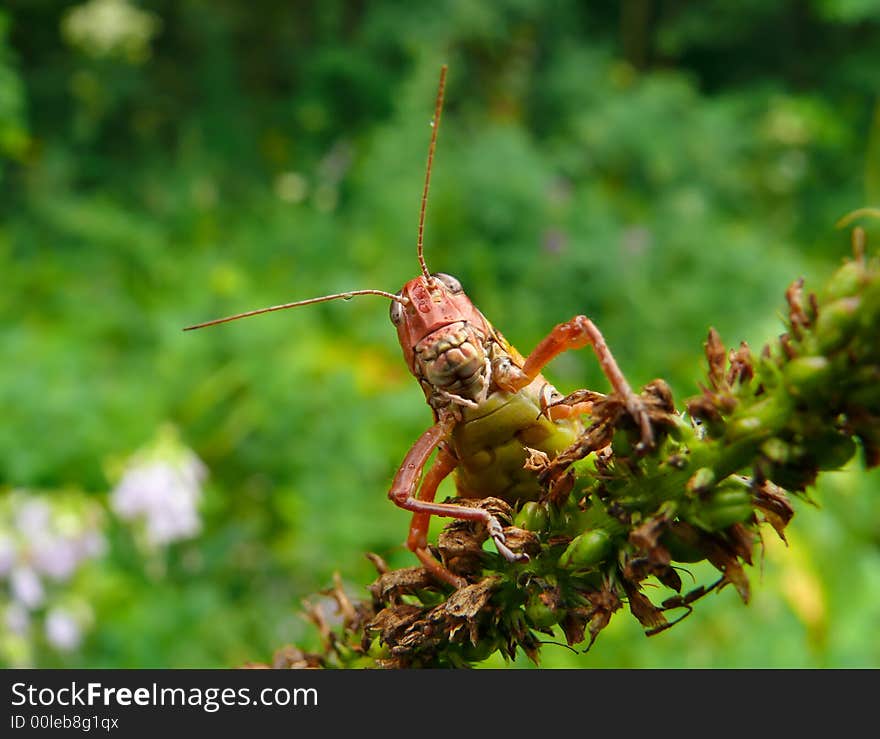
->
<box><xmin>391</xmin><ymin>273</ymin><xmax>495</xmax><ymax>412</ymax></box>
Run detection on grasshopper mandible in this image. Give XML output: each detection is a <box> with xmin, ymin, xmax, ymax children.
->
<box><xmin>185</xmin><ymin>66</ymin><xmax>654</xmax><ymax>588</ymax></box>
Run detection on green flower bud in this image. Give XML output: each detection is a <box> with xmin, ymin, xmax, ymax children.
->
<box><xmin>459</xmin><ymin>638</ymin><xmax>499</xmax><ymax>663</ymax></box>
<box><xmin>726</xmin><ymin>395</ymin><xmax>790</xmax><ymax>442</ymax></box>
<box><xmin>812</xmin><ymin>431</ymin><xmax>857</xmax><ymax>470</ymax></box>
<box><xmin>761</xmin><ymin>437</ymin><xmax>791</xmax><ymax>464</ymax></box>
<box><xmin>692</xmin><ymin>479</ymin><xmax>753</xmax><ymax>530</ymax></box>
<box><xmin>726</xmin><ymin>415</ymin><xmax>762</xmax><ymax>440</ymax></box>
<box><xmin>514</xmin><ymin>501</ymin><xmax>549</xmax><ymax>532</ymax></box>
<box><xmin>558</xmin><ymin>529</ymin><xmax>613</xmax><ymax>569</ymax></box>
<box><xmin>525</xmin><ymin>597</ymin><xmax>560</xmax><ymax>630</ymax></box>
<box><xmin>783</xmin><ymin>356</ymin><xmax>831</xmax><ymax>398</ymax></box>
<box><xmin>824</xmin><ymin>260</ymin><xmax>867</xmax><ymax>301</ymax></box>
<box><xmin>814</xmin><ymin>296</ymin><xmax>861</xmax><ymax>353</ymax></box>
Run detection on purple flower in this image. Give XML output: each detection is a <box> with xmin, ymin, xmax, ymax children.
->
<box><xmin>1</xmin><ymin>493</ymin><xmax>107</xmax><ymax>585</ymax></box>
<box><xmin>45</xmin><ymin>608</ymin><xmax>83</xmax><ymax>651</ymax></box>
<box><xmin>111</xmin><ymin>450</ymin><xmax>207</xmax><ymax>547</ymax></box>
<box><xmin>10</xmin><ymin>566</ymin><xmax>45</xmax><ymax>609</ymax></box>
<box><xmin>15</xmin><ymin>499</ymin><xmax>51</xmax><ymax>538</ymax></box>
<box><xmin>31</xmin><ymin>537</ymin><xmax>81</xmax><ymax>581</ymax></box>
<box><xmin>0</xmin><ymin>491</ymin><xmax>106</xmax><ymax>660</ymax></box>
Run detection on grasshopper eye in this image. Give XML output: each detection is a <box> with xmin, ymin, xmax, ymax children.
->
<box><xmin>432</xmin><ymin>273</ymin><xmax>463</xmax><ymax>294</ymax></box>
<box><xmin>390</xmin><ymin>295</ymin><xmax>405</xmax><ymax>325</ymax></box>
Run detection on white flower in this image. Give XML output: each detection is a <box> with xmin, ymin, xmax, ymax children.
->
<box><xmin>31</xmin><ymin>537</ymin><xmax>80</xmax><ymax>581</ymax></box>
<box><xmin>10</xmin><ymin>566</ymin><xmax>45</xmax><ymax>609</ymax></box>
<box><xmin>45</xmin><ymin>608</ymin><xmax>83</xmax><ymax>651</ymax></box>
<box><xmin>15</xmin><ymin>499</ymin><xmax>51</xmax><ymax>538</ymax></box>
<box><xmin>0</xmin><ymin>491</ymin><xmax>105</xmax><ymax>659</ymax></box>
<box><xmin>111</xmin><ymin>450</ymin><xmax>207</xmax><ymax>547</ymax></box>
<box><xmin>1</xmin><ymin>493</ymin><xmax>107</xmax><ymax>584</ymax></box>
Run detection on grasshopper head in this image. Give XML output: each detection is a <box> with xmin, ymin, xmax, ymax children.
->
<box><xmin>390</xmin><ymin>273</ymin><xmax>491</xmax><ymax>376</ymax></box>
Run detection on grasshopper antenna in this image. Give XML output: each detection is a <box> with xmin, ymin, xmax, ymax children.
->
<box><xmin>417</xmin><ymin>64</ymin><xmax>447</xmax><ymax>283</ymax></box>
<box><xmin>183</xmin><ymin>289</ymin><xmax>409</xmax><ymax>331</ymax></box>
<box><xmin>185</xmin><ymin>67</ymin><xmax>448</xmax><ymax>333</ymax></box>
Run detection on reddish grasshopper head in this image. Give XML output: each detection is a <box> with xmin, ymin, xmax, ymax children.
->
<box><xmin>390</xmin><ymin>273</ymin><xmax>491</xmax><ymax>377</ymax></box>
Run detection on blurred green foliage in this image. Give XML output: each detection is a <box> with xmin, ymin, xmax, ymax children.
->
<box><xmin>1</xmin><ymin>0</ymin><xmax>878</xmax><ymax>667</ymax></box>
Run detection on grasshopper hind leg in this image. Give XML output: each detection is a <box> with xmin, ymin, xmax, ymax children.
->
<box><xmin>390</xmin><ymin>414</ymin><xmax>527</xmax><ymax>589</ymax></box>
<box><xmin>405</xmin><ymin>444</ymin><xmax>465</xmax><ymax>588</ymax></box>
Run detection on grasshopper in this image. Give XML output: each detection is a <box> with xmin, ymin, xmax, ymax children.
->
<box><xmin>185</xmin><ymin>66</ymin><xmax>654</xmax><ymax>588</ymax></box>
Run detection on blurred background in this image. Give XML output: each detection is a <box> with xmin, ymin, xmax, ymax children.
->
<box><xmin>1</xmin><ymin>0</ymin><xmax>879</xmax><ymax>668</ymax></box>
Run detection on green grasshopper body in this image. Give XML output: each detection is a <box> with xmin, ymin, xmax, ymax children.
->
<box><xmin>453</xmin><ymin>383</ymin><xmax>581</xmax><ymax>502</ymax></box>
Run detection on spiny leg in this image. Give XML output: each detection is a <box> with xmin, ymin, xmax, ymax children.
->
<box><xmin>541</xmin><ymin>387</ymin><xmax>606</xmax><ymax>422</ymax></box>
<box><xmin>405</xmin><ymin>445</ymin><xmax>462</xmax><ymax>588</ymax></box>
<box><xmin>389</xmin><ymin>414</ymin><xmax>526</xmax><ymax>588</ymax></box>
<box><xmin>497</xmin><ymin>315</ymin><xmax>654</xmax><ymax>451</ymax></box>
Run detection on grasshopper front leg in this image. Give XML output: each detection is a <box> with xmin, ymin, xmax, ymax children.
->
<box><xmin>389</xmin><ymin>412</ymin><xmax>526</xmax><ymax>588</ymax></box>
<box><xmin>496</xmin><ymin>315</ymin><xmax>655</xmax><ymax>451</ymax></box>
